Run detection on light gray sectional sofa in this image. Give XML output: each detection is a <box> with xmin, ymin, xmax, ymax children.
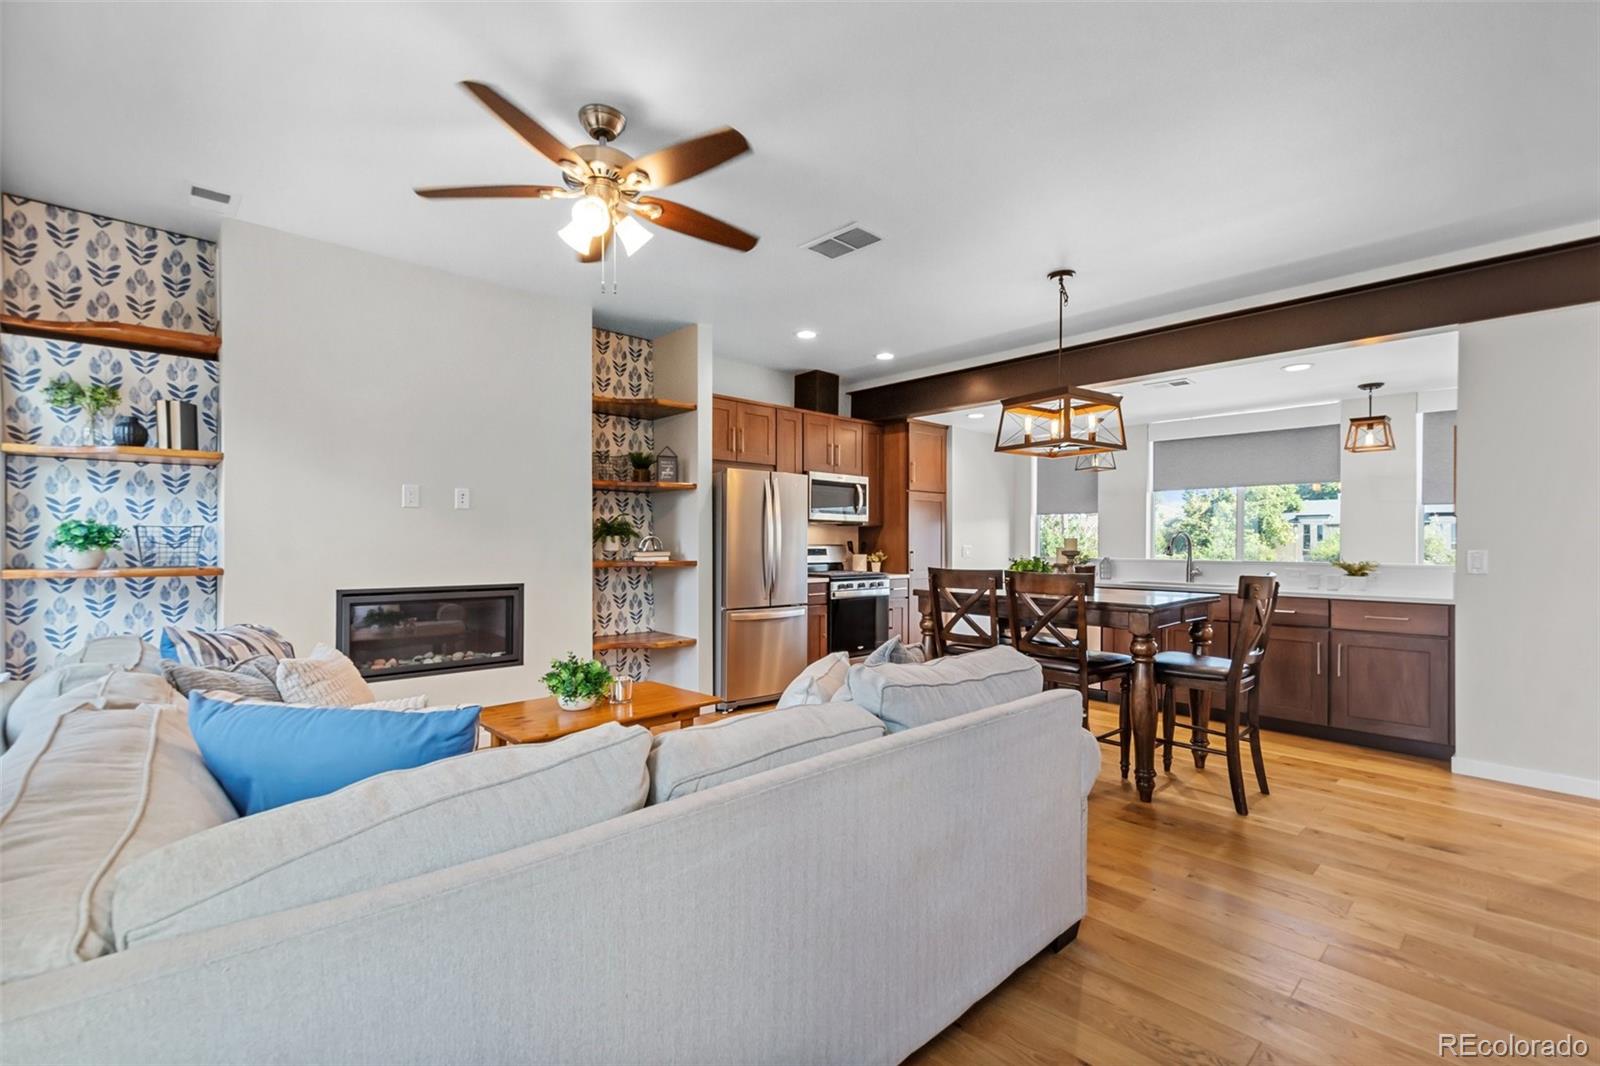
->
<box><xmin>0</xmin><ymin>642</ymin><xmax>1098</xmax><ymax>1066</ymax></box>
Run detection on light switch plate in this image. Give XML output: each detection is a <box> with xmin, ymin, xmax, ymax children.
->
<box><xmin>400</xmin><ymin>484</ymin><xmax>420</xmax><ymax>508</ymax></box>
<box><xmin>453</xmin><ymin>487</ymin><xmax>471</xmax><ymax>510</ymax></box>
<box><xmin>1466</xmin><ymin>549</ymin><xmax>1489</xmax><ymax>575</ymax></box>
<box><xmin>962</xmin><ymin>544</ymin><xmax>973</xmax><ymax>558</ymax></box>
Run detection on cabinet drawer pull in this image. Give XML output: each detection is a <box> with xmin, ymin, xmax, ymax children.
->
<box><xmin>1364</xmin><ymin>614</ymin><xmax>1410</xmax><ymax>622</ymax></box>
<box><xmin>1315</xmin><ymin>643</ymin><xmax>1322</xmax><ymax>676</ymax></box>
<box><xmin>1336</xmin><ymin>644</ymin><xmax>1343</xmax><ymax>677</ymax></box>
<box><xmin>1274</xmin><ymin>609</ymin><xmax>1297</xmax><ymax>615</ymax></box>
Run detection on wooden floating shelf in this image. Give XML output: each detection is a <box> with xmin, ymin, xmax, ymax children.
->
<box><xmin>0</xmin><ymin>314</ymin><xmax>221</xmax><ymax>359</ymax></box>
<box><xmin>592</xmin><ymin>395</ymin><xmax>697</xmax><ymax>421</ymax></box>
<box><xmin>1</xmin><ymin>443</ymin><xmax>222</xmax><ymax>466</ymax></box>
<box><xmin>591</xmin><ymin>480</ymin><xmax>697</xmax><ymax>493</ymax></box>
<box><xmin>3</xmin><ymin>567</ymin><xmax>223</xmax><ymax>580</ymax></box>
<box><xmin>592</xmin><ymin>559</ymin><xmax>697</xmax><ymax>570</ymax></box>
<box><xmin>592</xmin><ymin>630</ymin><xmax>696</xmax><ymax>652</ymax></box>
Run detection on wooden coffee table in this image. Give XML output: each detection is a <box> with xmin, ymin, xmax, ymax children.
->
<box><xmin>480</xmin><ymin>681</ymin><xmax>722</xmax><ymax>746</ymax></box>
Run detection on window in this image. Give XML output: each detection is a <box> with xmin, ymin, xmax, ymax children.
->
<box><xmin>1038</xmin><ymin>513</ymin><xmax>1099</xmax><ymax>560</ymax></box>
<box><xmin>1153</xmin><ymin>483</ymin><xmax>1341</xmax><ymax>562</ymax></box>
<box><xmin>1420</xmin><ymin>410</ymin><xmax>1456</xmax><ymax>566</ymax></box>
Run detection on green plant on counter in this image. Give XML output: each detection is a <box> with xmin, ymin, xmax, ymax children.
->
<box><xmin>1332</xmin><ymin>560</ymin><xmax>1379</xmax><ymax>577</ymax></box>
<box><xmin>541</xmin><ymin>654</ymin><xmax>613</xmax><ymax>701</ymax></box>
<box><xmin>627</xmin><ymin>451</ymin><xmax>655</xmax><ymax>470</ymax></box>
<box><xmin>49</xmin><ymin>519</ymin><xmax>126</xmax><ymax>551</ymax></box>
<box><xmin>592</xmin><ymin>516</ymin><xmax>640</xmax><ymax>543</ymax></box>
<box><xmin>868</xmin><ymin>550</ymin><xmax>887</xmax><ymax>565</ymax></box>
<box><xmin>1008</xmin><ymin>555</ymin><xmax>1053</xmax><ymax>573</ymax></box>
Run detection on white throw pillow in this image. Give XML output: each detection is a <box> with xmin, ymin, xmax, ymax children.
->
<box><xmin>863</xmin><ymin>635</ymin><xmax>926</xmax><ymax>666</ymax></box>
<box><xmin>275</xmin><ymin>644</ymin><xmax>376</xmax><ymax>706</ymax></box>
<box><xmin>113</xmin><ymin>723</ymin><xmax>651</xmax><ymax>949</ymax></box>
<box><xmin>0</xmin><ymin>704</ymin><xmax>238</xmax><ymax>980</ymax></box>
<box><xmin>355</xmin><ymin>694</ymin><xmax>429</xmax><ymax>711</ymax></box>
<box><xmin>776</xmin><ymin>652</ymin><xmax>850</xmax><ymax>709</ymax></box>
<box><xmin>648</xmin><ymin>702</ymin><xmax>885</xmax><ymax>804</ymax></box>
<box><xmin>848</xmin><ymin>644</ymin><xmax>1043</xmax><ymax>732</ymax></box>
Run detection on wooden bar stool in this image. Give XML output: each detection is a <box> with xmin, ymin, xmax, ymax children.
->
<box><xmin>1006</xmin><ymin>570</ymin><xmax>1135</xmax><ymax>779</ymax></box>
<box><xmin>926</xmin><ymin>568</ymin><xmax>1004</xmax><ymax>658</ymax></box>
<box><xmin>1155</xmin><ymin>575</ymin><xmax>1280</xmax><ymax>815</ymax></box>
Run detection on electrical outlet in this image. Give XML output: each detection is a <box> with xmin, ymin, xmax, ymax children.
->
<box><xmin>961</xmin><ymin>544</ymin><xmax>973</xmax><ymax>558</ymax></box>
<box><xmin>1466</xmin><ymin>549</ymin><xmax>1489</xmax><ymax>575</ymax></box>
<box><xmin>453</xmin><ymin>487</ymin><xmax>471</xmax><ymax>510</ymax></box>
<box><xmin>400</xmin><ymin>484</ymin><xmax>420</xmax><ymax>508</ymax></box>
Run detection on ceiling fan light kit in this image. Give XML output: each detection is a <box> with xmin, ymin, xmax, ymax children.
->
<box><xmin>995</xmin><ymin>269</ymin><xmax>1128</xmax><ymax>462</ymax></box>
<box><xmin>415</xmin><ymin>81</ymin><xmax>758</xmax><ymax>285</ymax></box>
<box><xmin>1345</xmin><ymin>381</ymin><xmax>1397</xmax><ymax>453</ymax></box>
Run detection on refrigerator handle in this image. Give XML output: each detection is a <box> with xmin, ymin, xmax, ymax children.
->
<box><xmin>760</xmin><ymin>476</ymin><xmax>773</xmax><ymax>597</ymax></box>
<box><xmin>770</xmin><ymin>473</ymin><xmax>783</xmax><ymax>600</ymax></box>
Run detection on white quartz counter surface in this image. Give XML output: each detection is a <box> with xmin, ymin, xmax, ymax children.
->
<box><xmin>1095</xmin><ymin>579</ymin><xmax>1453</xmax><ymax>606</ymax></box>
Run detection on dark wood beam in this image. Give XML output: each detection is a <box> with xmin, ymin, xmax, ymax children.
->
<box><xmin>849</xmin><ymin>237</ymin><xmax>1600</xmax><ymax>421</ymax></box>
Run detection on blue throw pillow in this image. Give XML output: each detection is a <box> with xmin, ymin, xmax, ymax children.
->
<box><xmin>188</xmin><ymin>693</ymin><xmax>480</xmax><ymax>815</ymax></box>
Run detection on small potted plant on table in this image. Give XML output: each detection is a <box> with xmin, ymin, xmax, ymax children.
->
<box><xmin>592</xmin><ymin>515</ymin><xmax>640</xmax><ymax>558</ymax></box>
<box><xmin>542</xmin><ymin>653</ymin><xmax>613</xmax><ymax>711</ymax></box>
<box><xmin>627</xmin><ymin>451</ymin><xmax>656</xmax><ymax>483</ymax></box>
<box><xmin>1332</xmin><ymin>559</ymin><xmax>1378</xmax><ymax>591</ymax></box>
<box><xmin>49</xmin><ymin>519</ymin><xmax>126</xmax><ymax>571</ymax></box>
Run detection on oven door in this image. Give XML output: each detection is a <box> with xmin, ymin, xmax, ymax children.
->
<box><xmin>808</xmin><ymin>473</ymin><xmax>869</xmax><ymax>524</ymax></box>
<box><xmin>829</xmin><ymin>588</ymin><xmax>890</xmax><ymax>656</ymax></box>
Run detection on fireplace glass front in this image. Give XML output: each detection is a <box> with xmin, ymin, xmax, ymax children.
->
<box><xmin>336</xmin><ymin>584</ymin><xmax>523</xmax><ymax>680</ymax></box>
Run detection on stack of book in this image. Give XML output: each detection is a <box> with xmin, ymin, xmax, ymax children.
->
<box><xmin>631</xmin><ymin>549</ymin><xmax>672</xmax><ymax>563</ymax></box>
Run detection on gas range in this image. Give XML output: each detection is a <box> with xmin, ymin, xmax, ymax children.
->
<box><xmin>806</xmin><ymin>547</ymin><xmax>891</xmax><ymax>599</ymax></box>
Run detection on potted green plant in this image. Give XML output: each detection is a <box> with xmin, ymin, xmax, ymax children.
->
<box><xmin>541</xmin><ymin>653</ymin><xmax>613</xmax><ymax>711</ymax></box>
<box><xmin>867</xmin><ymin>550</ymin><xmax>887</xmax><ymax>573</ymax></box>
<box><xmin>1007</xmin><ymin>555</ymin><xmax>1053</xmax><ymax>572</ymax></box>
<box><xmin>592</xmin><ymin>515</ymin><xmax>640</xmax><ymax>557</ymax></box>
<box><xmin>44</xmin><ymin>376</ymin><xmax>120</xmax><ymax>445</ymax></box>
<box><xmin>627</xmin><ymin>451</ymin><xmax>655</xmax><ymax>483</ymax></box>
<box><xmin>49</xmin><ymin>519</ymin><xmax>126</xmax><ymax>571</ymax></box>
<box><xmin>1332</xmin><ymin>559</ymin><xmax>1378</xmax><ymax>591</ymax></box>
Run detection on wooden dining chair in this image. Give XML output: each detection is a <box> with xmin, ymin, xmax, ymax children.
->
<box><xmin>926</xmin><ymin>568</ymin><xmax>1004</xmax><ymax>658</ymax></box>
<box><xmin>1155</xmin><ymin>575</ymin><xmax>1280</xmax><ymax>815</ymax></box>
<box><xmin>1005</xmin><ymin>570</ymin><xmax>1134</xmax><ymax>778</ymax></box>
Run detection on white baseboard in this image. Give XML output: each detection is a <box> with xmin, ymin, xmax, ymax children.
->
<box><xmin>1451</xmin><ymin>757</ymin><xmax>1600</xmax><ymax>800</ymax></box>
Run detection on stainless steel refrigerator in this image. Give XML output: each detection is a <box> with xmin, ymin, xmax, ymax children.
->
<box><xmin>715</xmin><ymin>468</ymin><xmax>810</xmax><ymax>707</ymax></box>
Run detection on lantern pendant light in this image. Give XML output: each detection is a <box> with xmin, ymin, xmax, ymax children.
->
<box><xmin>1344</xmin><ymin>382</ymin><xmax>1396</xmax><ymax>453</ymax></box>
<box><xmin>1075</xmin><ymin>451</ymin><xmax>1117</xmax><ymax>472</ymax></box>
<box><xmin>995</xmin><ymin>269</ymin><xmax>1127</xmax><ymax>460</ymax></box>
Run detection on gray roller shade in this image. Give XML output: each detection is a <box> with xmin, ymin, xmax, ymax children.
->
<box><xmin>1421</xmin><ymin>410</ymin><xmax>1456</xmax><ymax>506</ymax></box>
<box><xmin>1036</xmin><ymin>456</ymin><xmax>1099</xmax><ymax>514</ymax></box>
<box><xmin>1153</xmin><ymin>425</ymin><xmax>1340</xmax><ymax>491</ymax></box>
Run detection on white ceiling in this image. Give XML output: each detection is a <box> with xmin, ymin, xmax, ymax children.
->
<box><xmin>3</xmin><ymin>4</ymin><xmax>1596</xmax><ymax>384</ymax></box>
<box><xmin>923</xmin><ymin>330</ymin><xmax>1459</xmax><ymax>432</ymax></box>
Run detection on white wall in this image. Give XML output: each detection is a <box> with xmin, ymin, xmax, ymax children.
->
<box><xmin>712</xmin><ymin>356</ymin><xmax>794</xmax><ymax>407</ymax></box>
<box><xmin>1096</xmin><ymin>423</ymin><xmax>1152</xmax><ymax>558</ymax></box>
<box><xmin>946</xmin><ymin>427</ymin><xmax>1032</xmax><ymax>567</ymax></box>
<box><xmin>218</xmin><ymin>221</ymin><xmax>593</xmax><ymax>706</ymax></box>
<box><xmin>651</xmin><ymin>324</ymin><xmax>714</xmax><ymax>691</ymax></box>
<box><xmin>1454</xmin><ymin>303</ymin><xmax>1600</xmax><ymax>798</ymax></box>
<box><xmin>1337</xmin><ymin>391</ymin><xmax>1421</xmax><ymax>563</ymax></box>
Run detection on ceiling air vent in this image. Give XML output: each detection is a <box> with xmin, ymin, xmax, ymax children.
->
<box><xmin>186</xmin><ymin>183</ymin><xmax>239</xmax><ymax>217</ymax></box>
<box><xmin>1143</xmin><ymin>377</ymin><xmax>1193</xmax><ymax>389</ymax></box>
<box><xmin>804</xmin><ymin>222</ymin><xmax>881</xmax><ymax>259</ymax></box>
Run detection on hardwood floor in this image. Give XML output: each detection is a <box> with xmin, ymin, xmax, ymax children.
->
<box><xmin>909</xmin><ymin>701</ymin><xmax>1600</xmax><ymax>1065</ymax></box>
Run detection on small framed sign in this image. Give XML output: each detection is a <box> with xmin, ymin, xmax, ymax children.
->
<box><xmin>655</xmin><ymin>446</ymin><xmax>679</xmax><ymax>483</ymax></box>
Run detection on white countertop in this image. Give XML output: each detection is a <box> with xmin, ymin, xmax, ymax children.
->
<box><xmin>1095</xmin><ymin>579</ymin><xmax>1453</xmax><ymax>606</ymax></box>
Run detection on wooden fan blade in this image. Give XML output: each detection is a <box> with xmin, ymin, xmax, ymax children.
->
<box><xmin>637</xmin><ymin>198</ymin><xmax>758</xmax><ymax>252</ymax></box>
<box><xmin>459</xmin><ymin>81</ymin><xmax>586</xmax><ymax>174</ymax></box>
<box><xmin>414</xmin><ymin>184</ymin><xmax>563</xmax><ymax>199</ymax></box>
<box><xmin>621</xmin><ymin>127</ymin><xmax>749</xmax><ymax>189</ymax></box>
<box><xmin>578</xmin><ymin>228</ymin><xmax>614</xmax><ymax>263</ymax></box>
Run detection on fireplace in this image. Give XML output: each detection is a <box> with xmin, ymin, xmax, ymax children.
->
<box><xmin>335</xmin><ymin>584</ymin><xmax>523</xmax><ymax>680</ymax></box>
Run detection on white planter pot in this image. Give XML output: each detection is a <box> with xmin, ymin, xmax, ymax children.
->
<box><xmin>1341</xmin><ymin>576</ymin><xmax>1369</xmax><ymax>592</ymax></box>
<box><xmin>556</xmin><ymin>695</ymin><xmax>597</xmax><ymax>712</ymax></box>
<box><xmin>600</xmin><ymin>537</ymin><xmax>623</xmax><ymax>556</ymax></box>
<box><xmin>61</xmin><ymin>547</ymin><xmax>106</xmax><ymax>571</ymax></box>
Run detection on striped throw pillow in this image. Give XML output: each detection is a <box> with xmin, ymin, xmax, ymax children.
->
<box><xmin>160</xmin><ymin>624</ymin><xmax>295</xmax><ymax>667</ymax></box>
<box><xmin>274</xmin><ymin>644</ymin><xmax>376</xmax><ymax>707</ymax></box>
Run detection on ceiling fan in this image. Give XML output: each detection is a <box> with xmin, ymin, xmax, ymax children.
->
<box><xmin>416</xmin><ymin>81</ymin><xmax>758</xmax><ymax>264</ymax></box>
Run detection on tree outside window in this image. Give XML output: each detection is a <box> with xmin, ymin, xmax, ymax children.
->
<box><xmin>1153</xmin><ymin>483</ymin><xmax>1340</xmax><ymax>562</ymax></box>
<box><xmin>1038</xmin><ymin>513</ymin><xmax>1099</xmax><ymax>560</ymax></box>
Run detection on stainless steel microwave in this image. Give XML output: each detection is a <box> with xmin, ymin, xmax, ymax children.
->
<box><xmin>808</xmin><ymin>471</ymin><xmax>869</xmax><ymax>524</ymax></box>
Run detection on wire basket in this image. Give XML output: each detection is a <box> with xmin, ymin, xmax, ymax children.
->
<box><xmin>592</xmin><ymin>452</ymin><xmax>630</xmax><ymax>481</ymax></box>
<box><xmin>131</xmin><ymin>525</ymin><xmax>206</xmax><ymax>568</ymax></box>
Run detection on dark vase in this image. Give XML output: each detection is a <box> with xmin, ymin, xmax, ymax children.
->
<box><xmin>112</xmin><ymin>415</ymin><xmax>149</xmax><ymax>447</ymax></box>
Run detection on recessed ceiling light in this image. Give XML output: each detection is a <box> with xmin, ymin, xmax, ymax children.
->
<box><xmin>795</xmin><ymin>329</ymin><xmax>817</xmax><ymax>340</ymax></box>
<box><xmin>966</xmin><ymin>411</ymin><xmax>985</xmax><ymax>419</ymax></box>
<box><xmin>1282</xmin><ymin>363</ymin><xmax>1313</xmax><ymax>373</ymax></box>
<box><xmin>875</xmin><ymin>352</ymin><xmax>895</xmax><ymax>361</ymax></box>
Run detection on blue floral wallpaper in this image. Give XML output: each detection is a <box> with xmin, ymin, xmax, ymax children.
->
<box><xmin>2</xmin><ymin>195</ymin><xmax>220</xmax><ymax>678</ymax></box>
<box><xmin>592</xmin><ymin>328</ymin><xmax>656</xmax><ymax>680</ymax></box>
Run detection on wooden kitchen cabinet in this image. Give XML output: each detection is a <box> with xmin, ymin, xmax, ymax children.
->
<box><xmin>863</xmin><ymin>423</ymin><xmax>883</xmax><ymax>525</ymax></box>
<box><xmin>775</xmin><ymin>407</ymin><xmax>804</xmax><ymax>473</ymax></box>
<box><xmin>802</xmin><ymin>413</ymin><xmax>835</xmax><ymax>472</ymax></box>
<box><xmin>1330</xmin><ymin>629</ymin><xmax>1451</xmax><ymax>744</ymax></box>
<box><xmin>807</xmin><ymin>604</ymin><xmax>829</xmax><ymax>663</ymax></box>
<box><xmin>803</xmin><ymin>412</ymin><xmax>867</xmax><ymax>475</ymax></box>
<box><xmin>711</xmin><ymin>396</ymin><xmax>778</xmax><ymax>466</ymax></box>
<box><xmin>908</xmin><ymin>420</ymin><xmax>947</xmax><ymax>492</ymax></box>
<box><xmin>1257</xmin><ymin>626</ymin><xmax>1330</xmax><ymax>725</ymax></box>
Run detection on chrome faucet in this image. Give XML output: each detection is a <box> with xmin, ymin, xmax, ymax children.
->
<box><xmin>1167</xmin><ymin>532</ymin><xmax>1202</xmax><ymax>583</ymax></box>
